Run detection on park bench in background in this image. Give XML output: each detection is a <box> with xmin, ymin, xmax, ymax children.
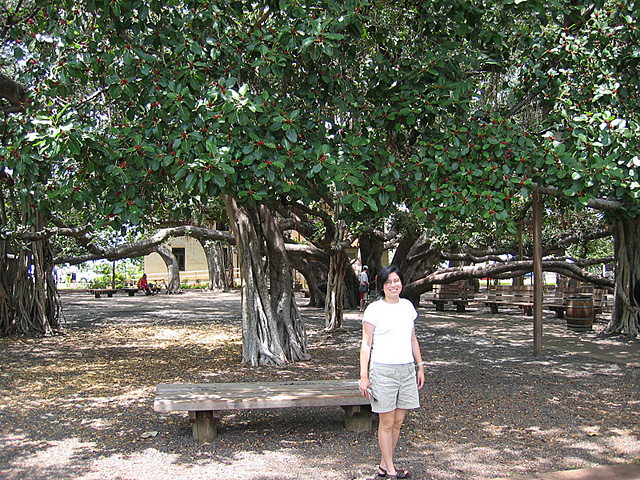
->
<box><xmin>123</xmin><ymin>287</ymin><xmax>139</xmax><ymax>296</ymax></box>
<box><xmin>486</xmin><ymin>285</ymin><xmax>535</xmax><ymax>315</ymax></box>
<box><xmin>544</xmin><ymin>285</ymin><xmax>608</xmax><ymax>318</ymax></box>
<box><xmin>485</xmin><ymin>283</ymin><xmax>608</xmax><ymax>319</ymax></box>
<box><xmin>153</xmin><ymin>379</ymin><xmax>372</xmax><ymax>441</ymax></box>
<box><xmin>431</xmin><ymin>282</ymin><xmax>475</xmax><ymax>312</ymax></box>
<box><xmin>89</xmin><ymin>288</ymin><xmax>117</xmax><ymax>298</ymax></box>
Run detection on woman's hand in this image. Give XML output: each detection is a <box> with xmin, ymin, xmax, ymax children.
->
<box><xmin>359</xmin><ymin>377</ymin><xmax>371</xmax><ymax>398</ymax></box>
<box><xmin>416</xmin><ymin>367</ymin><xmax>425</xmax><ymax>390</ymax></box>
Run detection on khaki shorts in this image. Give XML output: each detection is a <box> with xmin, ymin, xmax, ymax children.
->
<box><xmin>369</xmin><ymin>362</ymin><xmax>420</xmax><ymax>413</ymax></box>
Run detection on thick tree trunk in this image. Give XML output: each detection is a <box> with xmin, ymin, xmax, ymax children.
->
<box><xmin>0</xmin><ymin>211</ymin><xmax>62</xmax><ymax>337</ymax></box>
<box><xmin>324</xmin><ymin>206</ymin><xmax>350</xmax><ymax>331</ymax></box>
<box><xmin>325</xmin><ymin>250</ymin><xmax>348</xmax><ymax>331</ymax></box>
<box><xmin>285</xmin><ymin>244</ymin><xmax>329</xmax><ymax>308</ymax></box>
<box><xmin>393</xmin><ymin>233</ymin><xmax>438</xmax><ymax>306</ymax></box>
<box><xmin>342</xmin><ymin>266</ymin><xmax>360</xmax><ymax>310</ymax></box>
<box><xmin>358</xmin><ymin>231</ymin><xmax>384</xmax><ymax>290</ymax></box>
<box><xmin>198</xmin><ymin>239</ymin><xmax>229</xmax><ymax>292</ymax></box>
<box><xmin>223</xmin><ymin>194</ymin><xmax>309</xmax><ymax>365</ymax></box>
<box><xmin>154</xmin><ymin>245</ymin><xmax>182</xmax><ymax>294</ymax></box>
<box><xmin>604</xmin><ymin>217</ymin><xmax>640</xmax><ymax>336</ymax></box>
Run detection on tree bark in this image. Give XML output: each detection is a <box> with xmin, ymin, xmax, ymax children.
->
<box><xmin>0</xmin><ymin>210</ymin><xmax>62</xmax><ymax>337</ymax></box>
<box><xmin>324</xmin><ymin>203</ymin><xmax>351</xmax><ymax>331</ymax></box>
<box><xmin>223</xmin><ymin>194</ymin><xmax>309</xmax><ymax>365</ymax></box>
<box><xmin>0</xmin><ymin>73</ymin><xmax>27</xmax><ymax>114</ymax></box>
<box><xmin>604</xmin><ymin>217</ymin><xmax>640</xmax><ymax>336</ymax></box>
<box><xmin>154</xmin><ymin>244</ymin><xmax>182</xmax><ymax>294</ymax></box>
<box><xmin>393</xmin><ymin>232</ymin><xmax>439</xmax><ymax>305</ymax></box>
<box><xmin>325</xmin><ymin>249</ymin><xmax>348</xmax><ymax>331</ymax></box>
<box><xmin>285</xmin><ymin>243</ymin><xmax>329</xmax><ymax>307</ymax></box>
<box><xmin>358</xmin><ymin>231</ymin><xmax>384</xmax><ymax>291</ymax></box>
<box><xmin>198</xmin><ymin>239</ymin><xmax>229</xmax><ymax>292</ymax></box>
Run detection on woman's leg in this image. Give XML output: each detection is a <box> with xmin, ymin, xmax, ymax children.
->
<box><xmin>378</xmin><ymin>410</ymin><xmax>397</xmax><ymax>474</ymax></box>
<box><xmin>378</xmin><ymin>408</ymin><xmax>407</xmax><ymax>475</ymax></box>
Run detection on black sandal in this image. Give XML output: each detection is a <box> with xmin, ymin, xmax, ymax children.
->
<box><xmin>377</xmin><ymin>466</ymin><xmax>410</xmax><ymax>479</ymax></box>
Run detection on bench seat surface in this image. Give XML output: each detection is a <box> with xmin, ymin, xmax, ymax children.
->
<box><xmin>154</xmin><ymin>379</ymin><xmax>367</xmax><ymax>413</ymax></box>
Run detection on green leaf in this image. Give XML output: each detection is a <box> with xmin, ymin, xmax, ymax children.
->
<box><xmin>285</xmin><ymin>128</ymin><xmax>298</xmax><ymax>143</ymax></box>
<box><xmin>185</xmin><ymin>172</ymin><xmax>196</xmax><ymax>190</ymax></box>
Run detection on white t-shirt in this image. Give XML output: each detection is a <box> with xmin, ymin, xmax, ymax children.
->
<box><xmin>363</xmin><ymin>298</ymin><xmax>417</xmax><ymax>365</ymax></box>
<box><xmin>359</xmin><ymin>271</ymin><xmax>369</xmax><ymax>285</ymax></box>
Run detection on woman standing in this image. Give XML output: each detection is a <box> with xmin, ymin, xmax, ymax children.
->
<box><xmin>359</xmin><ymin>265</ymin><xmax>425</xmax><ymax>479</ymax></box>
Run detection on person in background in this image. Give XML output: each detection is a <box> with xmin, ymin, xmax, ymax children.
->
<box><xmin>359</xmin><ymin>265</ymin><xmax>425</xmax><ymax>480</ymax></box>
<box><xmin>137</xmin><ymin>273</ymin><xmax>153</xmax><ymax>295</ymax></box>
<box><xmin>359</xmin><ymin>265</ymin><xmax>370</xmax><ymax>312</ymax></box>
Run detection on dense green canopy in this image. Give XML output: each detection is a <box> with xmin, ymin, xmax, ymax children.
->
<box><xmin>2</xmin><ymin>0</ymin><xmax>638</xmax><ymax>234</ymax></box>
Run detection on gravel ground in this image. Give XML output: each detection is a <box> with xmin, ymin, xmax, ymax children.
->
<box><xmin>0</xmin><ymin>290</ymin><xmax>639</xmax><ymax>480</ymax></box>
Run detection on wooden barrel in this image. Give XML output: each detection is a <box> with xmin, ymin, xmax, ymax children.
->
<box><xmin>566</xmin><ymin>296</ymin><xmax>594</xmax><ymax>331</ymax></box>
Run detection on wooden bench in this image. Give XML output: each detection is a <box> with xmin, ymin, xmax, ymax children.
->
<box><xmin>123</xmin><ymin>287</ymin><xmax>139</xmax><ymax>296</ymax></box>
<box><xmin>153</xmin><ymin>379</ymin><xmax>372</xmax><ymax>441</ymax></box>
<box><xmin>544</xmin><ymin>285</ymin><xmax>607</xmax><ymax>318</ymax></box>
<box><xmin>89</xmin><ymin>288</ymin><xmax>117</xmax><ymax>298</ymax></box>
<box><xmin>486</xmin><ymin>284</ymin><xmax>607</xmax><ymax>318</ymax></box>
<box><xmin>486</xmin><ymin>285</ymin><xmax>535</xmax><ymax>315</ymax></box>
<box><xmin>431</xmin><ymin>282</ymin><xmax>474</xmax><ymax>312</ymax></box>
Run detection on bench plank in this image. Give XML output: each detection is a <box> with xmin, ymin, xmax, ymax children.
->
<box><xmin>155</xmin><ymin>379</ymin><xmax>367</xmax><ymax>411</ymax></box>
<box><xmin>154</xmin><ymin>379</ymin><xmax>372</xmax><ymax>441</ymax></box>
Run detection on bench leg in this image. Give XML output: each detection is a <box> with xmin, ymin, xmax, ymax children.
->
<box><xmin>94</xmin><ymin>292</ymin><xmax>101</xmax><ymax>298</ymax></box>
<box><xmin>455</xmin><ymin>302</ymin><xmax>466</xmax><ymax>313</ymax></box>
<box><xmin>107</xmin><ymin>292</ymin><xmax>114</xmax><ymax>297</ymax></box>
<box><xmin>523</xmin><ymin>306</ymin><xmax>533</xmax><ymax>316</ymax></box>
<box><xmin>434</xmin><ymin>301</ymin><xmax>445</xmax><ymax>312</ymax></box>
<box><xmin>342</xmin><ymin>405</ymin><xmax>372</xmax><ymax>432</ymax></box>
<box><xmin>190</xmin><ymin>411</ymin><xmax>220</xmax><ymax>441</ymax></box>
<box><xmin>488</xmin><ymin>303</ymin><xmax>499</xmax><ymax>314</ymax></box>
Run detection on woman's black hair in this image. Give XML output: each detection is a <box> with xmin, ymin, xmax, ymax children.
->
<box><xmin>376</xmin><ymin>265</ymin><xmax>404</xmax><ymax>295</ymax></box>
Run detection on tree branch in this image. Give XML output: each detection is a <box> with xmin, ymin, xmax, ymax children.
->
<box><xmin>54</xmin><ymin>226</ymin><xmax>234</xmax><ymax>265</ymax></box>
<box><xmin>403</xmin><ymin>259</ymin><xmax>614</xmax><ymax>299</ymax></box>
<box><xmin>532</xmin><ymin>183</ymin><xmax>623</xmax><ymax>211</ymax></box>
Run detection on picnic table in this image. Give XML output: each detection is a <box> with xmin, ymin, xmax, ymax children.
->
<box><xmin>153</xmin><ymin>379</ymin><xmax>372</xmax><ymax>441</ymax></box>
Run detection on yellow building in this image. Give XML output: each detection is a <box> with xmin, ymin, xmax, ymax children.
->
<box><xmin>143</xmin><ymin>233</ymin><xmax>377</xmax><ymax>288</ymax></box>
<box><xmin>143</xmin><ymin>236</ymin><xmax>234</xmax><ymax>286</ymax></box>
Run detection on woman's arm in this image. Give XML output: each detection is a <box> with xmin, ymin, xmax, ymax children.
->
<box><xmin>411</xmin><ymin>328</ymin><xmax>425</xmax><ymax>389</ymax></box>
<box><xmin>359</xmin><ymin>321</ymin><xmax>375</xmax><ymax>397</ymax></box>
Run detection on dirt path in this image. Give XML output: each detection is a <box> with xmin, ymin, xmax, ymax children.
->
<box><xmin>0</xmin><ymin>291</ymin><xmax>638</xmax><ymax>480</ymax></box>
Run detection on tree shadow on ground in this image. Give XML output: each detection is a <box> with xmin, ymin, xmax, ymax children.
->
<box><xmin>0</xmin><ymin>291</ymin><xmax>638</xmax><ymax>480</ymax></box>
